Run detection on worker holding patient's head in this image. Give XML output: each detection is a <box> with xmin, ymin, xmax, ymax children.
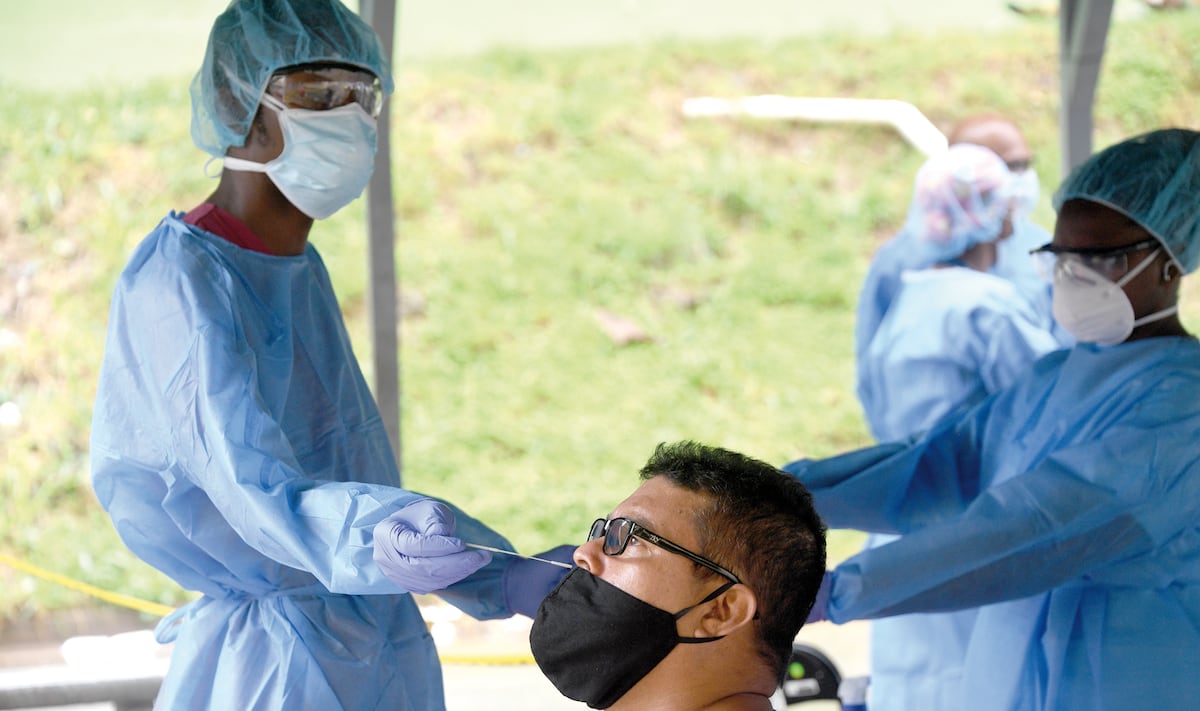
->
<box><xmin>90</xmin><ymin>2</ymin><xmax>571</xmax><ymax>709</ymax></box>
<box><xmin>788</xmin><ymin>127</ymin><xmax>1200</xmax><ymax>711</ymax></box>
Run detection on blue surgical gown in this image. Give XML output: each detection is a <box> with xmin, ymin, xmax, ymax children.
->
<box><xmin>858</xmin><ymin>266</ymin><xmax>1060</xmax><ymax>443</ymax></box>
<box><xmin>788</xmin><ymin>336</ymin><xmax>1200</xmax><ymax>710</ymax></box>
<box><xmin>90</xmin><ymin>213</ymin><xmax>515</xmax><ymax>711</ymax></box>
<box><xmin>855</xmin><ymin>218</ymin><xmax>1062</xmax><ymax>387</ymax></box>
<box><xmin>856</xmin><ymin>266</ymin><xmax>1059</xmax><ymax>710</ymax></box>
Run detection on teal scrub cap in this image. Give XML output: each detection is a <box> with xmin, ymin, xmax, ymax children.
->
<box><xmin>1053</xmin><ymin>127</ymin><xmax>1200</xmax><ymax>274</ymax></box>
<box><xmin>191</xmin><ymin>0</ymin><xmax>395</xmax><ymax>157</ymax></box>
<box><xmin>903</xmin><ymin>143</ymin><xmax>1014</xmax><ymax>265</ymax></box>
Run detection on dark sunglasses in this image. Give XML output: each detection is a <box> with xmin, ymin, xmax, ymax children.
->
<box><xmin>588</xmin><ymin>517</ymin><xmax>740</xmax><ymax>584</ymax></box>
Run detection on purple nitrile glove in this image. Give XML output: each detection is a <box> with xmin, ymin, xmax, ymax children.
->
<box><xmin>502</xmin><ymin>544</ymin><xmax>577</xmax><ymax>618</ymax></box>
<box><xmin>806</xmin><ymin>571</ymin><xmax>832</xmax><ymax>624</ymax></box>
<box><xmin>373</xmin><ymin>499</ymin><xmax>493</xmax><ymax>594</ymax></box>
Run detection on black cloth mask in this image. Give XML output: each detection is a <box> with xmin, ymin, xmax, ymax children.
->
<box><xmin>529</xmin><ymin>568</ymin><xmax>734</xmax><ymax>709</ymax></box>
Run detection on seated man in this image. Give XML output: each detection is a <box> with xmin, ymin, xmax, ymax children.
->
<box><xmin>530</xmin><ymin>441</ymin><xmax>827</xmax><ymax>710</ymax></box>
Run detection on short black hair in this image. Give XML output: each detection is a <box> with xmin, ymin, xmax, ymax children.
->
<box><xmin>639</xmin><ymin>441</ymin><xmax>827</xmax><ymax>680</ymax></box>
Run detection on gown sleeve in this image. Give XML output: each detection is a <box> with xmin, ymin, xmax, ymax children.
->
<box><xmin>784</xmin><ymin>395</ymin><xmax>990</xmax><ymax>536</ymax></box>
<box><xmin>803</xmin><ymin>390</ymin><xmax>1197</xmax><ymax>624</ymax></box>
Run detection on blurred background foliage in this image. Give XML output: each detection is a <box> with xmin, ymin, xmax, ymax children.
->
<box><xmin>1</xmin><ymin>8</ymin><xmax>1198</xmax><ymax>625</ymax></box>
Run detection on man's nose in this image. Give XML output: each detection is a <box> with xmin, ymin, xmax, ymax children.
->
<box><xmin>573</xmin><ymin>537</ymin><xmax>604</xmax><ymax>572</ymax></box>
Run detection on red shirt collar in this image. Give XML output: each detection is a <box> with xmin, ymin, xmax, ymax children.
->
<box><xmin>182</xmin><ymin>203</ymin><xmax>274</xmax><ymax>255</ymax></box>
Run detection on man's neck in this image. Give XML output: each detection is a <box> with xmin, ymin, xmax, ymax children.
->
<box><xmin>695</xmin><ymin>691</ymin><xmax>775</xmax><ymax>710</ymax></box>
<box><xmin>610</xmin><ymin>689</ymin><xmax>774</xmax><ymax>711</ymax></box>
<box><xmin>958</xmin><ymin>240</ymin><xmax>997</xmax><ymax>272</ymax></box>
<box><xmin>608</xmin><ymin>656</ymin><xmax>777</xmax><ymax>711</ymax></box>
<box><xmin>1128</xmin><ymin>314</ymin><xmax>1190</xmax><ymax>342</ymax></box>
<box><xmin>207</xmin><ymin>172</ymin><xmax>314</xmax><ymax>256</ymax></box>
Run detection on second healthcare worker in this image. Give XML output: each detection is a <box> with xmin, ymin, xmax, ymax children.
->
<box><xmin>792</xmin><ymin>127</ymin><xmax>1200</xmax><ymax>710</ymax></box>
<box><xmin>855</xmin><ymin>143</ymin><xmax>1060</xmax><ymax>710</ymax></box>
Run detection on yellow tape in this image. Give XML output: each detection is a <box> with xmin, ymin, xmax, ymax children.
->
<box><xmin>0</xmin><ymin>551</ymin><xmax>175</xmax><ymax>618</ymax></box>
<box><xmin>0</xmin><ymin>552</ymin><xmax>538</xmax><ymax>665</ymax></box>
<box><xmin>439</xmin><ymin>653</ymin><xmax>536</xmax><ymax>666</ymax></box>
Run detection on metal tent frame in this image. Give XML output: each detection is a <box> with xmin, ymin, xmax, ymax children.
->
<box><xmin>361</xmin><ymin>0</ymin><xmax>403</xmax><ymax>472</ymax></box>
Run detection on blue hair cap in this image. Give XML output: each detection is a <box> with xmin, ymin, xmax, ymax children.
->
<box><xmin>902</xmin><ymin>143</ymin><xmax>1014</xmax><ymax>265</ymax></box>
<box><xmin>1053</xmin><ymin>127</ymin><xmax>1200</xmax><ymax>274</ymax></box>
<box><xmin>191</xmin><ymin>0</ymin><xmax>395</xmax><ymax>157</ymax></box>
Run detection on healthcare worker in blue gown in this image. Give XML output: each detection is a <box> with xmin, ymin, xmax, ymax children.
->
<box><xmin>88</xmin><ymin>2</ymin><xmax>571</xmax><ymax>709</ymax></box>
<box><xmin>949</xmin><ymin>114</ymin><xmax>1062</xmax><ymax>338</ymax></box>
<box><xmin>856</xmin><ymin>144</ymin><xmax>1061</xmax><ymax>711</ymax></box>
<box><xmin>791</xmin><ymin>127</ymin><xmax>1200</xmax><ymax>711</ymax></box>
<box><xmin>854</xmin><ymin>114</ymin><xmax>1068</xmax><ymax>401</ymax></box>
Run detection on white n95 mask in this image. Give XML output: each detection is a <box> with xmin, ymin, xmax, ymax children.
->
<box><xmin>221</xmin><ymin>92</ymin><xmax>377</xmax><ymax>220</ymax></box>
<box><xmin>1052</xmin><ymin>248</ymin><xmax>1177</xmax><ymax>346</ymax></box>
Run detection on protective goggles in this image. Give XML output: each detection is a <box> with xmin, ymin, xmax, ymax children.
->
<box><xmin>588</xmin><ymin>517</ymin><xmax>740</xmax><ymax>584</ymax></box>
<box><xmin>1030</xmin><ymin>237</ymin><xmax>1160</xmax><ymax>282</ymax></box>
<box><xmin>267</xmin><ymin>68</ymin><xmax>383</xmax><ymax>117</ymax></box>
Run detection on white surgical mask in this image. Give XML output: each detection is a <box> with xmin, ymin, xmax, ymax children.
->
<box><xmin>1009</xmin><ymin>168</ymin><xmax>1040</xmax><ymax>220</ymax></box>
<box><xmin>221</xmin><ymin>92</ymin><xmax>377</xmax><ymax>220</ymax></box>
<box><xmin>1052</xmin><ymin>248</ymin><xmax>1178</xmax><ymax>346</ymax></box>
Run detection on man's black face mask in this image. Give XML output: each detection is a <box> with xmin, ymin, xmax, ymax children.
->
<box><xmin>529</xmin><ymin>568</ymin><xmax>732</xmax><ymax>709</ymax></box>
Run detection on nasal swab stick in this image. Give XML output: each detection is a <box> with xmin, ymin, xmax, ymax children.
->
<box><xmin>464</xmin><ymin>543</ymin><xmax>573</xmax><ymax>569</ymax></box>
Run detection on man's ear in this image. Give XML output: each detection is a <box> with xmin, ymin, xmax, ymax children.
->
<box><xmin>688</xmin><ymin>584</ymin><xmax>758</xmax><ymax>638</ymax></box>
<box><xmin>1161</xmin><ymin>258</ymin><xmax>1179</xmax><ymax>283</ymax></box>
<box><xmin>241</xmin><ymin>107</ymin><xmax>274</xmax><ymax>150</ymax></box>
<box><xmin>227</xmin><ymin>107</ymin><xmax>273</xmax><ymax>159</ymax></box>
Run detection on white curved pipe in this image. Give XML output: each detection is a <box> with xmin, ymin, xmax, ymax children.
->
<box><xmin>681</xmin><ymin>95</ymin><xmax>948</xmax><ymax>158</ymax></box>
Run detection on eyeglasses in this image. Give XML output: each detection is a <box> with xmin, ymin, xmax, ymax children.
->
<box><xmin>1029</xmin><ymin>237</ymin><xmax>1159</xmax><ymax>282</ymax></box>
<box><xmin>588</xmin><ymin>517</ymin><xmax>740</xmax><ymax>584</ymax></box>
<box><xmin>267</xmin><ymin>70</ymin><xmax>383</xmax><ymax>117</ymax></box>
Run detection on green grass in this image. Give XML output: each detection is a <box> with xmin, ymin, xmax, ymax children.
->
<box><xmin>2</xmin><ymin>13</ymin><xmax>1199</xmax><ymax>624</ymax></box>
<box><xmin>0</xmin><ymin>0</ymin><xmax>1024</xmax><ymax>90</ymax></box>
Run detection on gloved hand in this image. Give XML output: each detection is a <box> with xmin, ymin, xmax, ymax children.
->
<box><xmin>502</xmin><ymin>544</ymin><xmax>576</xmax><ymax>618</ymax></box>
<box><xmin>806</xmin><ymin>571</ymin><xmax>832</xmax><ymax>624</ymax></box>
<box><xmin>373</xmin><ymin>499</ymin><xmax>493</xmax><ymax>594</ymax></box>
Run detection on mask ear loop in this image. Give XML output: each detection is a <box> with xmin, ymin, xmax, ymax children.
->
<box><xmin>204</xmin><ymin>90</ymin><xmax>291</xmax><ymax>178</ymax></box>
<box><xmin>203</xmin><ymin>156</ymin><xmax>224</xmax><ymax>179</ymax></box>
<box><xmin>673</xmin><ymin>581</ymin><xmax>737</xmax><ymax>644</ymax></box>
<box><xmin>201</xmin><ymin>73</ymin><xmax>290</xmax><ymax>180</ymax></box>
<box><xmin>1115</xmin><ymin>248</ymin><xmax>1162</xmax><ymax>288</ymax></box>
<box><xmin>1122</xmin><ymin>249</ymin><xmax>1181</xmax><ymax>328</ymax></box>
